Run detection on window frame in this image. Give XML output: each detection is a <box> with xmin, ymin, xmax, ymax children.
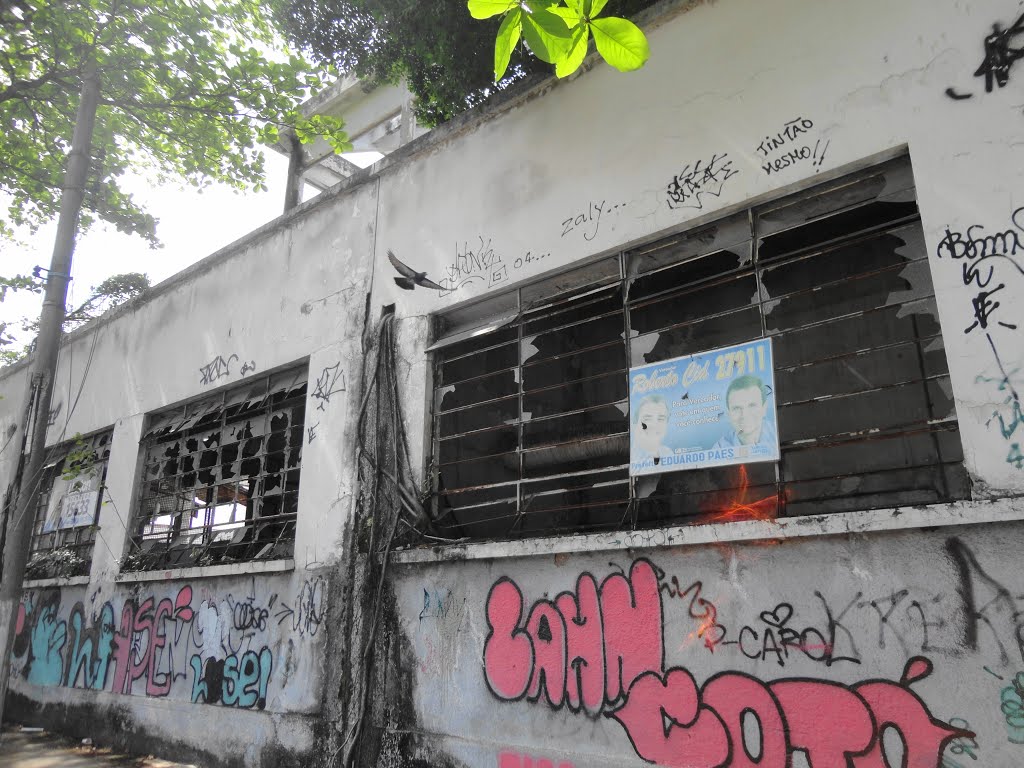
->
<box><xmin>24</xmin><ymin>430</ymin><xmax>113</xmax><ymax>582</ymax></box>
<box><xmin>125</xmin><ymin>364</ymin><xmax>308</xmax><ymax>572</ymax></box>
<box><xmin>424</xmin><ymin>155</ymin><xmax>969</xmax><ymax>544</ymax></box>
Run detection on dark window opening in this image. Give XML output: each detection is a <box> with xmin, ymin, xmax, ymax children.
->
<box><xmin>26</xmin><ymin>431</ymin><xmax>112</xmax><ymax>581</ymax></box>
<box><xmin>426</xmin><ymin>157</ymin><xmax>969</xmax><ymax>543</ymax></box>
<box><xmin>127</xmin><ymin>366</ymin><xmax>307</xmax><ymax>571</ymax></box>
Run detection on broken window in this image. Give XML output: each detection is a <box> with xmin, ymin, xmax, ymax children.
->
<box><xmin>126</xmin><ymin>366</ymin><xmax>307</xmax><ymax>571</ymax></box>
<box><xmin>427</xmin><ymin>156</ymin><xmax>969</xmax><ymax>541</ymax></box>
<box><xmin>25</xmin><ymin>431</ymin><xmax>112</xmax><ymax>581</ymax></box>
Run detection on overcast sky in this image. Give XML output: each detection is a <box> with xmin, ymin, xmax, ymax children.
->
<box><xmin>2</xmin><ymin>150</ymin><xmax>324</xmax><ymax>351</ymax></box>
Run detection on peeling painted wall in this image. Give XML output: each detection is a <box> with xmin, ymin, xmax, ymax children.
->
<box><xmin>373</xmin><ymin>0</ymin><xmax>1024</xmax><ymax>494</ymax></box>
<box><xmin>369</xmin><ymin>0</ymin><xmax>1024</xmax><ymax>765</ymax></box>
<box><xmin>2</xmin><ymin>0</ymin><xmax>1024</xmax><ymax>765</ymax></box>
<box><xmin>389</xmin><ymin>522</ymin><xmax>1024</xmax><ymax>767</ymax></box>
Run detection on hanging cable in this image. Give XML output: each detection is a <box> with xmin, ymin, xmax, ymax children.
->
<box><xmin>336</xmin><ymin>310</ymin><xmax>432</xmax><ymax>767</ymax></box>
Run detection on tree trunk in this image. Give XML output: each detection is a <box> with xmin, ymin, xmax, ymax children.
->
<box><xmin>0</xmin><ymin>58</ymin><xmax>100</xmax><ymax>728</ymax></box>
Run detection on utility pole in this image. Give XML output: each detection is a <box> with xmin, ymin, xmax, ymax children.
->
<box><xmin>0</xmin><ymin>59</ymin><xmax>100</xmax><ymax>728</ymax></box>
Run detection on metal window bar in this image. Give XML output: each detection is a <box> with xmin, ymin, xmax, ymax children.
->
<box><xmin>128</xmin><ymin>368</ymin><xmax>307</xmax><ymax>571</ymax></box>
<box><xmin>426</xmin><ymin>156</ymin><xmax>969</xmax><ymax>544</ymax></box>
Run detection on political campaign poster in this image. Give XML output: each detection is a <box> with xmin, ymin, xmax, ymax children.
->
<box><xmin>41</xmin><ymin>487</ymin><xmax>100</xmax><ymax>533</ymax></box>
<box><xmin>629</xmin><ymin>337</ymin><xmax>780</xmax><ymax>476</ymax></box>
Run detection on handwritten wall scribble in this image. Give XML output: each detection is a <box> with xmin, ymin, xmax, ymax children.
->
<box><xmin>936</xmin><ymin>207</ymin><xmax>1024</xmax><ymax>469</ymax></box>
<box><xmin>560</xmin><ymin>200</ymin><xmax>627</xmax><ymax>241</ymax></box>
<box><xmin>437</xmin><ymin>237</ymin><xmax>507</xmax><ymax>295</ymax></box>
<box><xmin>311</xmin><ymin>363</ymin><xmax>346</xmax><ymax>411</ymax></box>
<box><xmin>665</xmin><ymin>153</ymin><xmax>738</xmax><ymax>211</ymax></box>
<box><xmin>757</xmin><ymin>117</ymin><xmax>828</xmax><ymax>176</ymax></box>
<box><xmin>200</xmin><ymin>354</ymin><xmax>237</xmax><ymax>386</ymax></box>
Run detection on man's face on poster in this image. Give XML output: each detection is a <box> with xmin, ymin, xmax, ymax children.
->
<box><xmin>727</xmin><ymin>384</ymin><xmax>767</xmax><ymax>445</ymax></box>
<box><xmin>636</xmin><ymin>399</ymin><xmax>669</xmax><ymax>453</ymax></box>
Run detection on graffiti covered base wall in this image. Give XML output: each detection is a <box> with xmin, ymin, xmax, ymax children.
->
<box><xmin>388</xmin><ymin>519</ymin><xmax>1024</xmax><ymax>767</ymax></box>
<box><xmin>6</xmin><ymin>570</ymin><xmax>329</xmax><ymax>767</ymax></box>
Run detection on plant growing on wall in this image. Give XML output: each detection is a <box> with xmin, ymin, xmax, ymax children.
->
<box><xmin>60</xmin><ymin>433</ymin><xmax>100</xmax><ymax>486</ymax></box>
<box><xmin>24</xmin><ymin>546</ymin><xmax>89</xmax><ymax>580</ymax></box>
<box><xmin>469</xmin><ymin>0</ymin><xmax>650</xmax><ymax>82</ymax></box>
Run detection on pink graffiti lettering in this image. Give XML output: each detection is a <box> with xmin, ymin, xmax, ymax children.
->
<box><xmin>610</xmin><ymin>657</ymin><xmax>967</xmax><ymax>767</ymax></box>
<box><xmin>484</xmin><ymin>579</ymin><xmax>534</xmax><ymax>700</ymax></box>
<box><xmin>112</xmin><ymin>585</ymin><xmax>193</xmax><ymax>697</ymax></box>
<box><xmin>484</xmin><ymin>560</ymin><xmax>663</xmax><ymax>712</ymax></box>
<box><xmin>702</xmin><ymin>673</ymin><xmax>787</xmax><ymax>768</ymax></box>
<box><xmin>484</xmin><ymin>562</ymin><xmax>972</xmax><ymax>767</ymax></box>
<box><xmin>609</xmin><ymin>668</ymin><xmax>729</xmax><ymax>768</ymax></box>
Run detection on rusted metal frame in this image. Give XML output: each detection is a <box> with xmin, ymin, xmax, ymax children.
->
<box><xmin>133</xmin><ymin>383</ymin><xmax>305</xmax><ymax>569</ymax></box>
<box><xmin>775</xmin><ymin>372</ymin><xmax>954</xmax><ymax>411</ymax></box>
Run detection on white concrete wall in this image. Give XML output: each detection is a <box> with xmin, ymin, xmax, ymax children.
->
<box><xmin>367</xmin><ymin>0</ymin><xmax>1024</xmax><ymax>765</ymax></box>
<box><xmin>2</xmin><ymin>0</ymin><xmax>1024</xmax><ymax>764</ymax></box>
<box><xmin>0</xmin><ymin>169</ymin><xmax>378</xmax><ymax>766</ymax></box>
<box><xmin>372</xmin><ymin>0</ymin><xmax>1024</xmax><ymax>494</ymax></box>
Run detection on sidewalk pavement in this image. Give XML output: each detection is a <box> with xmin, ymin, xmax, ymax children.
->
<box><xmin>0</xmin><ymin>724</ymin><xmax>196</xmax><ymax>767</ymax></box>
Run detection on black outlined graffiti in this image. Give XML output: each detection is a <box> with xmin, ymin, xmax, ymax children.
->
<box><xmin>947</xmin><ymin>11</ymin><xmax>1024</xmax><ymax>100</ymax></box>
<box><xmin>936</xmin><ymin>208</ymin><xmax>1024</xmax><ymax>468</ymax></box>
<box><xmin>945</xmin><ymin>87</ymin><xmax>974</xmax><ymax>100</ymax></box>
<box><xmin>483</xmin><ymin>560</ymin><xmax>970</xmax><ymax>765</ymax></box>
<box><xmin>976</xmin><ymin>12</ymin><xmax>1024</xmax><ymax>93</ymax></box>
<box><xmin>230</xmin><ymin>593</ymin><xmax>272</xmax><ymax>632</ymax></box>
<box><xmin>199</xmin><ymin>354</ymin><xmax>238</xmax><ymax>385</ymax></box>
<box><xmin>659</xmin><ymin>575</ymin><xmax>727</xmax><ymax>652</ymax></box>
<box><xmin>307</xmin><ymin>422</ymin><xmax>320</xmax><ymax>443</ymax></box>
<box><xmin>388</xmin><ymin>249</ymin><xmax>445</xmax><ymax>291</ymax></box>
<box><xmin>274</xmin><ymin>577</ymin><xmax>327</xmax><ymax>637</ymax></box>
<box><xmin>947</xmin><ymin>537</ymin><xmax>1024</xmax><ymax>665</ymax></box>
<box><xmin>665</xmin><ymin>154</ymin><xmax>738</xmax><ymax>211</ymax></box>
<box><xmin>239</xmin><ymin>360</ymin><xmax>257</xmax><ymax>376</ymax></box>
<box><xmin>311</xmin><ymin>363</ymin><xmax>345</xmax><ymax>411</ymax></box>
<box><xmin>438</xmin><ymin>237</ymin><xmax>504</xmax><ymax>295</ymax></box>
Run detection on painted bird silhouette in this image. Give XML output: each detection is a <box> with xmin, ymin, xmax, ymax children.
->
<box><xmin>388</xmin><ymin>249</ymin><xmax>445</xmax><ymax>291</ymax></box>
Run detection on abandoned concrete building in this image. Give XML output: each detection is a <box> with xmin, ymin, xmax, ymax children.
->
<box><xmin>2</xmin><ymin>0</ymin><xmax>1024</xmax><ymax>766</ymax></box>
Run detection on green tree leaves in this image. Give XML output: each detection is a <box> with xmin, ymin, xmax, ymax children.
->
<box><xmin>479</xmin><ymin>0</ymin><xmax>650</xmax><ymax>81</ymax></box>
<box><xmin>495</xmin><ymin>9</ymin><xmax>523</xmax><ymax>82</ymax></box>
<box><xmin>274</xmin><ymin>0</ymin><xmax>659</xmax><ymax>127</ymax></box>
<box><xmin>589</xmin><ymin>16</ymin><xmax>649</xmax><ymax>71</ymax></box>
<box><xmin>468</xmin><ymin>0</ymin><xmax>519</xmax><ymax>18</ymax></box>
<box><xmin>520</xmin><ymin>7</ymin><xmax>574</xmax><ymax>66</ymax></box>
<box><xmin>0</xmin><ymin>0</ymin><xmax>350</xmax><ymax>247</ymax></box>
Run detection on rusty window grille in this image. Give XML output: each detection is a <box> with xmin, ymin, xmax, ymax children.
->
<box><xmin>26</xmin><ymin>431</ymin><xmax>112</xmax><ymax>581</ymax></box>
<box><xmin>427</xmin><ymin>156</ymin><xmax>969</xmax><ymax>542</ymax></box>
<box><xmin>127</xmin><ymin>366</ymin><xmax>307</xmax><ymax>571</ymax></box>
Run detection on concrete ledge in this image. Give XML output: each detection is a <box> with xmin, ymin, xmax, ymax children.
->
<box><xmin>390</xmin><ymin>497</ymin><xmax>1024</xmax><ymax>564</ymax></box>
<box><xmin>23</xmin><ymin>575</ymin><xmax>91</xmax><ymax>589</ymax></box>
<box><xmin>114</xmin><ymin>558</ymin><xmax>293</xmax><ymax>584</ymax></box>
